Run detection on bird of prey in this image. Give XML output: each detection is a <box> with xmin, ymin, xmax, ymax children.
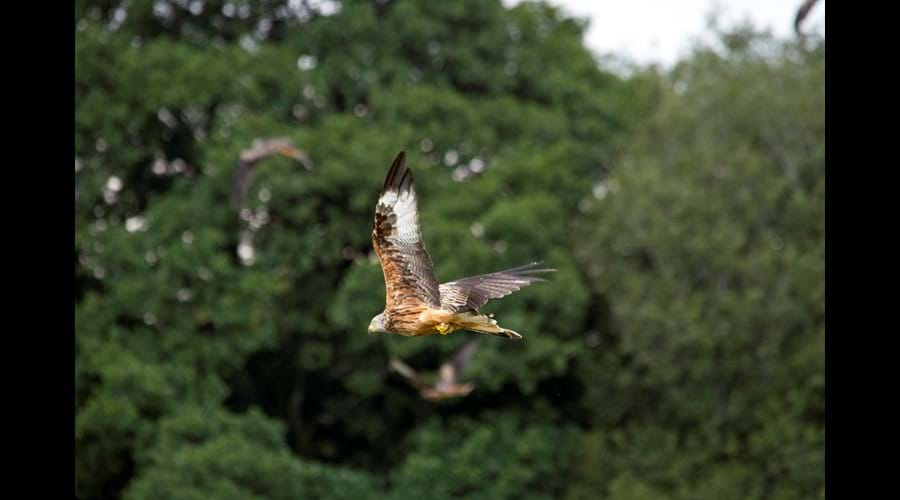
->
<box><xmin>231</xmin><ymin>137</ymin><xmax>312</xmax><ymax>204</ymax></box>
<box><xmin>368</xmin><ymin>151</ymin><xmax>555</xmax><ymax>340</ymax></box>
<box><xmin>389</xmin><ymin>339</ymin><xmax>480</xmax><ymax>401</ymax></box>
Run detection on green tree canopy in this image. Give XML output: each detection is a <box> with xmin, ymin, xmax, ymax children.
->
<box><xmin>76</xmin><ymin>2</ymin><xmax>824</xmax><ymax>499</ymax></box>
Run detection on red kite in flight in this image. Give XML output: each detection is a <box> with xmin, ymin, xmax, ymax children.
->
<box><xmin>368</xmin><ymin>151</ymin><xmax>554</xmax><ymax>340</ymax></box>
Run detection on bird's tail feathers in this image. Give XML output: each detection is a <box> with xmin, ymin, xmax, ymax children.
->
<box><xmin>457</xmin><ymin>313</ymin><xmax>522</xmax><ymax>340</ymax></box>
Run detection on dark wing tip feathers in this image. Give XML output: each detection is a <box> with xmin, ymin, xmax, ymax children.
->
<box><xmin>499</xmin><ymin>261</ymin><xmax>557</xmax><ymax>280</ymax></box>
<box><xmin>382</xmin><ymin>150</ymin><xmax>409</xmax><ymax>193</ymax></box>
<box><xmin>398</xmin><ymin>167</ymin><xmax>414</xmax><ymax>194</ymax></box>
<box><xmin>503</xmin><ymin>261</ymin><xmax>556</xmax><ymax>271</ymax></box>
<box><xmin>438</xmin><ymin>262</ymin><xmax>556</xmax><ymax>312</ymax></box>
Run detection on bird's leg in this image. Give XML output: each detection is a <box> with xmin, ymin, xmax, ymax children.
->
<box><xmin>435</xmin><ymin>323</ymin><xmax>452</xmax><ymax>335</ymax></box>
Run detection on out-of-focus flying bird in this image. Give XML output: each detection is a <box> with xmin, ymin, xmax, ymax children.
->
<box><xmin>231</xmin><ymin>137</ymin><xmax>312</xmax><ymax>204</ymax></box>
<box><xmin>389</xmin><ymin>339</ymin><xmax>480</xmax><ymax>401</ymax></box>
<box><xmin>367</xmin><ymin>151</ymin><xmax>555</xmax><ymax>340</ymax></box>
<box><xmin>794</xmin><ymin>0</ymin><xmax>822</xmax><ymax>35</ymax></box>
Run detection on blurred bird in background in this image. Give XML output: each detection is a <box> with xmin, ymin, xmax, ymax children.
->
<box><xmin>231</xmin><ymin>137</ymin><xmax>312</xmax><ymax>204</ymax></box>
<box><xmin>389</xmin><ymin>339</ymin><xmax>480</xmax><ymax>402</ymax></box>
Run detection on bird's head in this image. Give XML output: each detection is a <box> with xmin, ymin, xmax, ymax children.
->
<box><xmin>368</xmin><ymin>312</ymin><xmax>388</xmax><ymax>335</ymax></box>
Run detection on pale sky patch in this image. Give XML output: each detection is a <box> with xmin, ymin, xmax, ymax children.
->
<box><xmin>504</xmin><ymin>0</ymin><xmax>825</xmax><ymax>67</ymax></box>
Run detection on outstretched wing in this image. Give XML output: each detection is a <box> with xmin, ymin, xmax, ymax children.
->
<box><xmin>372</xmin><ymin>151</ymin><xmax>442</xmax><ymax>310</ymax></box>
<box><xmin>389</xmin><ymin>358</ymin><xmax>430</xmax><ymax>390</ymax></box>
<box><xmin>439</xmin><ymin>262</ymin><xmax>555</xmax><ymax>313</ymax></box>
<box><xmin>439</xmin><ymin>339</ymin><xmax>479</xmax><ymax>386</ymax></box>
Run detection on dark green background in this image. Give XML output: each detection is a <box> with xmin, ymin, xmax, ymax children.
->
<box><xmin>75</xmin><ymin>1</ymin><xmax>825</xmax><ymax>498</ymax></box>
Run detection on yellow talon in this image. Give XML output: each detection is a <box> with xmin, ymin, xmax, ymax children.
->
<box><xmin>436</xmin><ymin>323</ymin><xmax>451</xmax><ymax>335</ymax></box>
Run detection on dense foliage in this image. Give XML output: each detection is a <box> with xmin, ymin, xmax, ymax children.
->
<box><xmin>75</xmin><ymin>1</ymin><xmax>824</xmax><ymax>499</ymax></box>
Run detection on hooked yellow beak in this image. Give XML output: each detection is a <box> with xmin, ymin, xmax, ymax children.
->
<box><xmin>368</xmin><ymin>324</ymin><xmax>375</xmax><ymax>334</ymax></box>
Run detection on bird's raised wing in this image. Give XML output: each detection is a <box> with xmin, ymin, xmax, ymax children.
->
<box><xmin>231</xmin><ymin>138</ymin><xmax>311</xmax><ymax>204</ymax></box>
<box><xmin>439</xmin><ymin>262</ymin><xmax>555</xmax><ymax>313</ymax></box>
<box><xmin>438</xmin><ymin>339</ymin><xmax>479</xmax><ymax>386</ymax></box>
<box><xmin>372</xmin><ymin>151</ymin><xmax>442</xmax><ymax>310</ymax></box>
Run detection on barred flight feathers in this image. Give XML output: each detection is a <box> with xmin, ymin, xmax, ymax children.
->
<box><xmin>438</xmin><ymin>262</ymin><xmax>556</xmax><ymax>313</ymax></box>
<box><xmin>372</xmin><ymin>151</ymin><xmax>442</xmax><ymax>309</ymax></box>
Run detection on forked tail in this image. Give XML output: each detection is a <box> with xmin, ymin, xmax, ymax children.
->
<box><xmin>459</xmin><ymin>313</ymin><xmax>522</xmax><ymax>340</ymax></box>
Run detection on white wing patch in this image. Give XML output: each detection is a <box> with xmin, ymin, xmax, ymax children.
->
<box><xmin>392</xmin><ymin>189</ymin><xmax>421</xmax><ymax>246</ymax></box>
<box><xmin>373</xmin><ymin>151</ymin><xmax>442</xmax><ymax>307</ymax></box>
